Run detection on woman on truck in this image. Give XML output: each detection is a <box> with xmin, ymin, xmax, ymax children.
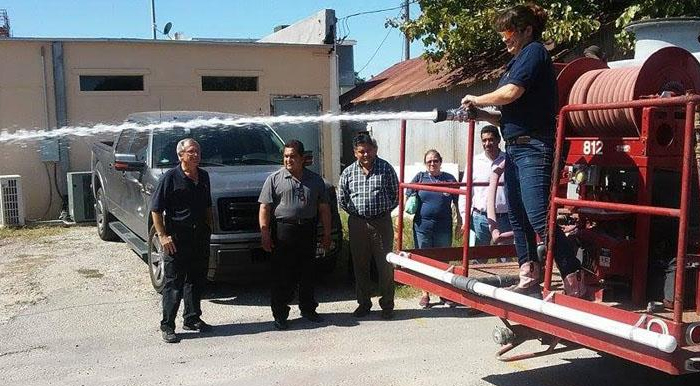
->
<box><xmin>460</xmin><ymin>3</ymin><xmax>588</xmax><ymax>297</ymax></box>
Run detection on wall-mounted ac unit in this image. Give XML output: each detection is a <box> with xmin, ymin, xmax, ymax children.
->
<box><xmin>0</xmin><ymin>175</ymin><xmax>25</xmax><ymax>227</ymax></box>
<box><xmin>67</xmin><ymin>172</ymin><xmax>95</xmax><ymax>223</ymax></box>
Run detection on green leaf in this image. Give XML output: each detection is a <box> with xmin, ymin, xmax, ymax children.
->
<box><xmin>401</xmin><ymin>0</ymin><xmax>700</xmax><ymax>70</ymax></box>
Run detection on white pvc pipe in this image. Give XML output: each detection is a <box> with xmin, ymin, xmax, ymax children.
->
<box><xmin>387</xmin><ymin>252</ymin><xmax>678</xmax><ymax>353</ymax></box>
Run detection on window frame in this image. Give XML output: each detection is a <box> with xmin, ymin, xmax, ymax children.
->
<box><xmin>196</xmin><ymin>70</ymin><xmax>263</xmax><ymax>95</ymax></box>
<box><xmin>74</xmin><ymin>69</ymin><xmax>150</xmax><ymax>96</ymax></box>
<box><xmin>79</xmin><ymin>75</ymin><xmax>145</xmax><ymax>92</ymax></box>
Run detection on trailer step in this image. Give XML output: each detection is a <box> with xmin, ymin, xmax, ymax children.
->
<box><xmin>109</xmin><ymin>221</ymin><xmax>148</xmax><ymax>259</ymax></box>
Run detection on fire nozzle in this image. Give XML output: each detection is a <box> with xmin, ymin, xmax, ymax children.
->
<box><xmin>432</xmin><ymin>106</ymin><xmax>477</xmax><ymax>123</ymax></box>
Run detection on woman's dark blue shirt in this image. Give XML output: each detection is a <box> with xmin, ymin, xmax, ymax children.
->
<box><xmin>498</xmin><ymin>41</ymin><xmax>557</xmax><ymax>141</ymax></box>
<box><xmin>406</xmin><ymin>171</ymin><xmax>458</xmax><ymax>221</ymax></box>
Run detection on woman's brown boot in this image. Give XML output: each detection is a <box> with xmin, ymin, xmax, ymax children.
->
<box><xmin>507</xmin><ymin>261</ymin><xmax>542</xmax><ymax>295</ymax></box>
<box><xmin>563</xmin><ymin>270</ymin><xmax>592</xmax><ymax>299</ymax></box>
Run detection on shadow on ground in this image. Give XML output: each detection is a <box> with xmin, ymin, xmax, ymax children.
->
<box><xmin>482</xmin><ymin>355</ymin><xmax>700</xmax><ymax>386</ymax></box>
<box><xmin>204</xmin><ymin>246</ymin><xmax>378</xmax><ymax>306</ymax></box>
<box><xmin>178</xmin><ymin>306</ymin><xmax>487</xmax><ymax>340</ymax></box>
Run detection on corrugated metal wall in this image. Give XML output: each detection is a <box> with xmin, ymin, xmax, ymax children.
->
<box><xmin>366</xmin><ymin>119</ymin><xmax>492</xmax><ymax>174</ymax></box>
<box><xmin>341</xmin><ymin>80</ymin><xmax>499</xmax><ymax>173</ymax></box>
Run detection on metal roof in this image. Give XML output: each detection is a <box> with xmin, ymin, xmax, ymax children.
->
<box><xmin>341</xmin><ymin>57</ymin><xmax>506</xmax><ymax>107</ymax></box>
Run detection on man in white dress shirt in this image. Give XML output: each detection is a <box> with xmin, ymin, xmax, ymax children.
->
<box><xmin>459</xmin><ymin>126</ymin><xmax>512</xmax><ymax>256</ymax></box>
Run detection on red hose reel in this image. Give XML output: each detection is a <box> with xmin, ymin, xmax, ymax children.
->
<box><xmin>558</xmin><ymin>47</ymin><xmax>700</xmax><ymax>137</ymax></box>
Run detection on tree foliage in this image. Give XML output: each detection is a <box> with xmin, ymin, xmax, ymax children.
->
<box><xmin>400</xmin><ymin>0</ymin><xmax>700</xmax><ymax>70</ymax></box>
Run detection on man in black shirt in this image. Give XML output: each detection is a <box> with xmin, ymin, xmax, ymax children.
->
<box><xmin>151</xmin><ymin>138</ymin><xmax>213</xmax><ymax>343</ymax></box>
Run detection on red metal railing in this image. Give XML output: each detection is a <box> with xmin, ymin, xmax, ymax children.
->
<box><xmin>548</xmin><ymin>95</ymin><xmax>700</xmax><ymax>323</ymax></box>
<box><xmin>395</xmin><ymin>120</ymin><xmax>477</xmax><ymax>275</ymax></box>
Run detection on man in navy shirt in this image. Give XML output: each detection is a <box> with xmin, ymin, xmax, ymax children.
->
<box><xmin>151</xmin><ymin>138</ymin><xmax>213</xmax><ymax>343</ymax></box>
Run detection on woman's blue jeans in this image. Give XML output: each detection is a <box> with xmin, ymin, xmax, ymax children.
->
<box><xmin>504</xmin><ymin>137</ymin><xmax>580</xmax><ymax>277</ymax></box>
<box><xmin>413</xmin><ymin>217</ymin><xmax>452</xmax><ymax>248</ymax></box>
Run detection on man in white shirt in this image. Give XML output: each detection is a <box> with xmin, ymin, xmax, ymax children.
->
<box><xmin>459</xmin><ymin>125</ymin><xmax>512</xmax><ymax>253</ymax></box>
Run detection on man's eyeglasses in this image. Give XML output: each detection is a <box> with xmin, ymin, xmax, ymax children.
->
<box><xmin>425</xmin><ymin>160</ymin><xmax>441</xmax><ymax>164</ymax></box>
<box><xmin>183</xmin><ymin>149</ymin><xmax>199</xmax><ymax>155</ymax></box>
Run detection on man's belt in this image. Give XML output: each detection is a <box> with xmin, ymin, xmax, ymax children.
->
<box><xmin>473</xmin><ymin>208</ymin><xmax>508</xmax><ymax>217</ymax></box>
<box><xmin>353</xmin><ymin>212</ymin><xmax>388</xmax><ymax>221</ymax></box>
<box><xmin>171</xmin><ymin>222</ymin><xmax>208</xmax><ymax>231</ymax></box>
<box><xmin>277</xmin><ymin>217</ymin><xmax>316</xmax><ymax>225</ymax></box>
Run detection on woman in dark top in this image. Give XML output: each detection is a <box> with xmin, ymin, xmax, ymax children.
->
<box><xmin>407</xmin><ymin>149</ymin><xmax>460</xmax><ymax>307</ymax></box>
<box><xmin>460</xmin><ymin>3</ymin><xmax>587</xmax><ymax>298</ymax></box>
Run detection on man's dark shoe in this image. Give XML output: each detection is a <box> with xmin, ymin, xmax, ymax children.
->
<box><xmin>183</xmin><ymin>320</ymin><xmax>213</xmax><ymax>332</ymax></box>
<box><xmin>161</xmin><ymin>329</ymin><xmax>180</xmax><ymax>343</ymax></box>
<box><xmin>301</xmin><ymin>311</ymin><xmax>324</xmax><ymax>323</ymax></box>
<box><xmin>352</xmin><ymin>305</ymin><xmax>371</xmax><ymax>318</ymax></box>
<box><xmin>380</xmin><ymin>309</ymin><xmax>394</xmax><ymax>320</ymax></box>
<box><xmin>273</xmin><ymin>318</ymin><xmax>289</xmax><ymax>330</ymax></box>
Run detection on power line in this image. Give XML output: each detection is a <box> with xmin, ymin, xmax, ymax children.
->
<box><xmin>338</xmin><ymin>0</ymin><xmax>417</xmax><ymax>20</ymax></box>
<box><xmin>337</xmin><ymin>0</ymin><xmax>418</xmax><ymax>42</ymax></box>
<box><xmin>343</xmin><ymin>1</ymin><xmax>419</xmax><ymax>77</ymax></box>
<box><xmin>356</xmin><ymin>26</ymin><xmax>395</xmax><ymax>76</ymax></box>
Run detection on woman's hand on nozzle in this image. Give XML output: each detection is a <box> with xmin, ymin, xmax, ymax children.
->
<box><xmin>461</xmin><ymin>94</ymin><xmax>480</xmax><ymax>107</ymax></box>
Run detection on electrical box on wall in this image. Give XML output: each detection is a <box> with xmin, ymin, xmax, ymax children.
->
<box><xmin>40</xmin><ymin>139</ymin><xmax>60</xmax><ymax>162</ymax></box>
<box><xmin>67</xmin><ymin>172</ymin><xmax>95</xmax><ymax>222</ymax></box>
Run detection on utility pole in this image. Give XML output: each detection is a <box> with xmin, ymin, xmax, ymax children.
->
<box><xmin>150</xmin><ymin>0</ymin><xmax>157</xmax><ymax>39</ymax></box>
<box><xmin>403</xmin><ymin>0</ymin><xmax>410</xmax><ymax>61</ymax></box>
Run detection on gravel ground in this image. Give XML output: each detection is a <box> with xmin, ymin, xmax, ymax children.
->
<box><xmin>1</xmin><ymin>226</ymin><xmax>699</xmax><ymax>386</ymax></box>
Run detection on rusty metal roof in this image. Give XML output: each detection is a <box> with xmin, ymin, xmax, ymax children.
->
<box><xmin>341</xmin><ymin>57</ymin><xmax>507</xmax><ymax>107</ymax></box>
<box><xmin>341</xmin><ymin>43</ymin><xmax>585</xmax><ymax>108</ymax></box>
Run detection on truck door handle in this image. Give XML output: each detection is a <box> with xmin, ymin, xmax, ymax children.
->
<box><xmin>144</xmin><ymin>183</ymin><xmax>155</xmax><ymax>195</ymax></box>
<box><xmin>125</xmin><ymin>175</ymin><xmax>145</xmax><ymax>192</ymax></box>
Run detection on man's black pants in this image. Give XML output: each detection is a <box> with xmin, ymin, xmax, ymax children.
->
<box><xmin>160</xmin><ymin>229</ymin><xmax>209</xmax><ymax>331</ymax></box>
<box><xmin>271</xmin><ymin>221</ymin><xmax>318</xmax><ymax>321</ymax></box>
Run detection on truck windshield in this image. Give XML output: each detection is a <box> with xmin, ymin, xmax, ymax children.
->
<box><xmin>152</xmin><ymin>124</ymin><xmax>284</xmax><ymax>167</ymax></box>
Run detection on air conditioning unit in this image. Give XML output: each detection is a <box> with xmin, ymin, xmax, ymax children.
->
<box><xmin>67</xmin><ymin>172</ymin><xmax>95</xmax><ymax>223</ymax></box>
<box><xmin>0</xmin><ymin>175</ymin><xmax>25</xmax><ymax>227</ymax></box>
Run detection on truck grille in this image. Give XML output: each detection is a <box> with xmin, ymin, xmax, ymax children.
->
<box><xmin>218</xmin><ymin>197</ymin><xmax>259</xmax><ymax>232</ymax></box>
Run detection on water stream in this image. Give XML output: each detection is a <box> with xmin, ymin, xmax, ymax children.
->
<box><xmin>0</xmin><ymin>111</ymin><xmax>438</xmax><ymax>143</ymax></box>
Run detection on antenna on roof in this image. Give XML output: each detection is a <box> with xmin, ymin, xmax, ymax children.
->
<box><xmin>150</xmin><ymin>0</ymin><xmax>173</xmax><ymax>40</ymax></box>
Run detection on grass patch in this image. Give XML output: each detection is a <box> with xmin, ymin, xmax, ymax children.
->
<box><xmin>395</xmin><ymin>284</ymin><xmax>420</xmax><ymax>299</ymax></box>
<box><xmin>77</xmin><ymin>268</ymin><xmax>104</xmax><ymax>279</ymax></box>
<box><xmin>0</xmin><ymin>225</ymin><xmax>68</xmax><ymax>240</ymax></box>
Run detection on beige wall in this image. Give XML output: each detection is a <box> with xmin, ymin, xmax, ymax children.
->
<box><xmin>0</xmin><ymin>39</ymin><xmax>333</xmax><ymax>220</ymax></box>
<box><xmin>0</xmin><ymin>41</ymin><xmax>61</xmax><ymax>220</ymax></box>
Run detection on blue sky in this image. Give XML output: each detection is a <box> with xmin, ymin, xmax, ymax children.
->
<box><xmin>2</xmin><ymin>0</ymin><xmax>425</xmax><ymax>79</ymax></box>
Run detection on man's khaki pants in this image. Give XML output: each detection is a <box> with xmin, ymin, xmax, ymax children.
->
<box><xmin>348</xmin><ymin>213</ymin><xmax>395</xmax><ymax>310</ymax></box>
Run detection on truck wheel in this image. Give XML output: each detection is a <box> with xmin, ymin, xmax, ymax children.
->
<box><xmin>95</xmin><ymin>187</ymin><xmax>118</xmax><ymax>241</ymax></box>
<box><xmin>147</xmin><ymin>227</ymin><xmax>165</xmax><ymax>293</ymax></box>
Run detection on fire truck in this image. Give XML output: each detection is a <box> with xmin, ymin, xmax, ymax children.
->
<box><xmin>389</xmin><ymin>20</ymin><xmax>700</xmax><ymax>375</ymax></box>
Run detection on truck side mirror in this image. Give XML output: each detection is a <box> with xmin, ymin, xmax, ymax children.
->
<box><xmin>114</xmin><ymin>153</ymin><xmax>146</xmax><ymax>172</ymax></box>
<box><xmin>303</xmin><ymin>150</ymin><xmax>313</xmax><ymax>166</ymax></box>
